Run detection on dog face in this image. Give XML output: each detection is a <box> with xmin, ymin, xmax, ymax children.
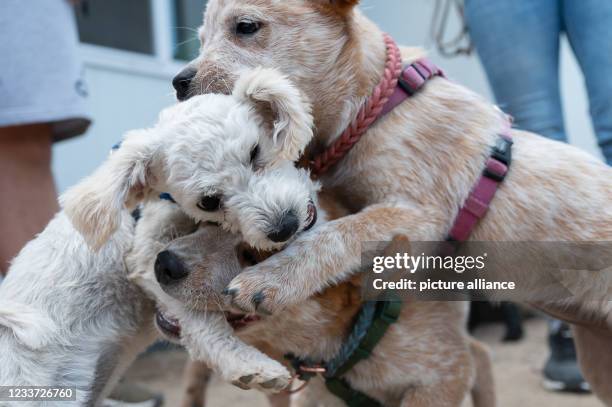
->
<box><xmin>150</xmin><ymin>223</ymin><xmax>271</xmax><ymax>340</ymax></box>
<box><xmin>62</xmin><ymin>68</ymin><xmax>317</xmax><ymax>251</ymax></box>
<box><xmin>152</xmin><ymin>224</ymin><xmax>241</xmax><ymax>311</ymax></box>
<box><xmin>176</xmin><ymin>0</ymin><xmax>361</xmax><ymax>105</ymax></box>
<box><xmin>150</xmin><ymin>192</ymin><xmax>339</xmax><ymax>339</ymax></box>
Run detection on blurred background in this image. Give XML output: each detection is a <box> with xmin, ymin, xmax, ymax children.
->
<box><xmin>54</xmin><ymin>0</ymin><xmax>602</xmax><ymax>192</ymax></box>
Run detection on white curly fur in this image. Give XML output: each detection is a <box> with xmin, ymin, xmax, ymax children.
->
<box><xmin>62</xmin><ymin>68</ymin><xmax>317</xmax><ymax>253</ymax></box>
<box><xmin>233</xmin><ymin>67</ymin><xmax>314</xmax><ymax>163</ymax></box>
<box><xmin>0</xmin><ymin>209</ymin><xmax>158</xmax><ymax>406</ymax></box>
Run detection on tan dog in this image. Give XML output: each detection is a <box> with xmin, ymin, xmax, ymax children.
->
<box><xmin>149</xmin><ymin>192</ymin><xmax>495</xmax><ymax>407</ymax></box>
<box><xmin>175</xmin><ymin>0</ymin><xmax>612</xmax><ymax>403</ymax></box>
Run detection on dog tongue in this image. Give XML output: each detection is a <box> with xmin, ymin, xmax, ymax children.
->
<box><xmin>156</xmin><ymin>311</ymin><xmax>181</xmax><ymax>336</ymax></box>
<box><xmin>303</xmin><ymin>200</ymin><xmax>317</xmax><ymax>231</ymax></box>
<box><xmin>225</xmin><ymin>313</ymin><xmax>261</xmax><ymax>330</ymax></box>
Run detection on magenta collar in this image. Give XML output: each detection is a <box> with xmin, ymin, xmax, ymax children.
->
<box><xmin>380</xmin><ymin>58</ymin><xmax>445</xmax><ymax>116</ymax></box>
<box><xmin>448</xmin><ymin>130</ymin><xmax>513</xmax><ymax>242</ymax></box>
<box><xmin>377</xmin><ymin>58</ymin><xmax>513</xmax><ymax>243</ymax></box>
<box><xmin>384</xmin><ymin>59</ymin><xmax>513</xmax><ymax>242</ymax></box>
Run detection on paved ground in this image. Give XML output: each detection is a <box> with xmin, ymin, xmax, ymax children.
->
<box><xmin>124</xmin><ymin>318</ymin><xmax>602</xmax><ymax>406</ymax></box>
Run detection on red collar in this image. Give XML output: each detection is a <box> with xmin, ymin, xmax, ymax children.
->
<box><xmin>309</xmin><ymin>36</ymin><xmax>443</xmax><ymax>177</ymax></box>
<box><xmin>309</xmin><ymin>34</ymin><xmax>402</xmax><ymax>177</ymax></box>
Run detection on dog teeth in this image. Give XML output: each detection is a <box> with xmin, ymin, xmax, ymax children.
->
<box><xmin>303</xmin><ymin>200</ymin><xmax>318</xmax><ymax>231</ymax></box>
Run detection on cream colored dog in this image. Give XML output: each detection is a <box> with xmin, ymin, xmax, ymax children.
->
<box><xmin>175</xmin><ymin>0</ymin><xmax>612</xmax><ymax>403</ymax></box>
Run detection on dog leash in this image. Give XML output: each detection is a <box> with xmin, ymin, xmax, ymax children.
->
<box><xmin>309</xmin><ymin>34</ymin><xmax>402</xmax><ymax>177</ymax></box>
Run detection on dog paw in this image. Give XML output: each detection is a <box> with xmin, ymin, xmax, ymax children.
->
<box><xmin>227</xmin><ymin>359</ymin><xmax>291</xmax><ymax>393</ymax></box>
<box><xmin>223</xmin><ymin>268</ymin><xmax>286</xmax><ymax>315</ymax></box>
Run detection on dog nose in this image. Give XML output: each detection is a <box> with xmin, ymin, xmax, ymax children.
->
<box><xmin>172</xmin><ymin>67</ymin><xmax>197</xmax><ymax>101</ymax></box>
<box><xmin>267</xmin><ymin>211</ymin><xmax>300</xmax><ymax>243</ymax></box>
<box><xmin>155</xmin><ymin>251</ymin><xmax>189</xmax><ymax>285</ymax></box>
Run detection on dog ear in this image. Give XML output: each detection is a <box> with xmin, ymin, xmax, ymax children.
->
<box><xmin>312</xmin><ymin>0</ymin><xmax>360</xmax><ymax>15</ymax></box>
<box><xmin>233</xmin><ymin>67</ymin><xmax>314</xmax><ymax>163</ymax></box>
<box><xmin>60</xmin><ymin>130</ymin><xmax>158</xmax><ymax>251</ymax></box>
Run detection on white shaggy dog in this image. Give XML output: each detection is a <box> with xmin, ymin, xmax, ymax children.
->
<box><xmin>62</xmin><ymin>68</ymin><xmax>318</xmax><ymax>253</ymax></box>
<box><xmin>0</xmin><ymin>193</ymin><xmax>216</xmax><ymax>405</ymax></box>
<box><xmin>0</xmin><ymin>208</ymin><xmax>158</xmax><ymax>406</ymax></box>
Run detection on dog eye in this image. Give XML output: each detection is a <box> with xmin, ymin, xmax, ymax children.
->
<box><xmin>250</xmin><ymin>144</ymin><xmax>260</xmax><ymax>164</ymax></box>
<box><xmin>236</xmin><ymin>21</ymin><xmax>261</xmax><ymax>36</ymax></box>
<box><xmin>197</xmin><ymin>195</ymin><xmax>222</xmax><ymax>212</ymax></box>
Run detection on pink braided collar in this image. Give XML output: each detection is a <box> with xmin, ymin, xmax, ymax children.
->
<box><xmin>309</xmin><ymin>34</ymin><xmax>402</xmax><ymax>177</ymax></box>
<box><xmin>305</xmin><ymin>34</ymin><xmax>513</xmax><ymax>244</ymax></box>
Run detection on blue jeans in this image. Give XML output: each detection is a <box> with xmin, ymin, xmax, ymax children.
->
<box><xmin>465</xmin><ymin>0</ymin><xmax>612</xmax><ymax>165</ymax></box>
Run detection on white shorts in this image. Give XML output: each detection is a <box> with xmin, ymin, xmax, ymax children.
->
<box><xmin>0</xmin><ymin>0</ymin><xmax>91</xmax><ymax>141</ymax></box>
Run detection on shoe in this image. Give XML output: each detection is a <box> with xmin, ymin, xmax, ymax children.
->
<box><xmin>102</xmin><ymin>381</ymin><xmax>164</xmax><ymax>407</ymax></box>
<box><xmin>542</xmin><ymin>322</ymin><xmax>591</xmax><ymax>393</ymax></box>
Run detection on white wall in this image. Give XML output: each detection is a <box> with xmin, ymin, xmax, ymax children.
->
<box><xmin>52</xmin><ymin>47</ymin><xmax>180</xmax><ymax>192</ymax></box>
<box><xmin>52</xmin><ymin>1</ymin><xmax>602</xmax><ymax>192</ymax></box>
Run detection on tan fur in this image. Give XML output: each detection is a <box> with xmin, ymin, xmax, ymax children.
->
<box><xmin>169</xmin><ymin>192</ymin><xmax>494</xmax><ymax>407</ymax></box>
<box><xmin>572</xmin><ymin>326</ymin><xmax>612</xmax><ymax>403</ymax></box>
<box><xmin>189</xmin><ymin>1</ymin><xmax>612</xmax><ymax>403</ymax></box>
<box><xmin>180</xmin><ymin>359</ymin><xmax>212</xmax><ymax>407</ymax></box>
<box><xmin>313</xmin><ymin>0</ymin><xmax>361</xmax><ymax>16</ymax></box>
<box><xmin>234</xmin><ymin>67</ymin><xmax>314</xmax><ymax>163</ymax></box>
<box><xmin>469</xmin><ymin>339</ymin><xmax>496</xmax><ymax>407</ymax></box>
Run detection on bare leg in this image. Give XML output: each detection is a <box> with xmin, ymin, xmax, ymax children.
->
<box><xmin>0</xmin><ymin>124</ymin><xmax>58</xmax><ymax>275</ymax></box>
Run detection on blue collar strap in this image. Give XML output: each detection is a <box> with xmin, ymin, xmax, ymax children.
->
<box><xmin>159</xmin><ymin>193</ymin><xmax>176</xmax><ymax>203</ymax></box>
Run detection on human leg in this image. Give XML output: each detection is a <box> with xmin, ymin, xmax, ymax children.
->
<box><xmin>0</xmin><ymin>124</ymin><xmax>58</xmax><ymax>275</ymax></box>
<box><xmin>562</xmin><ymin>0</ymin><xmax>612</xmax><ymax>164</ymax></box>
<box><xmin>465</xmin><ymin>0</ymin><xmax>566</xmax><ymax>140</ymax></box>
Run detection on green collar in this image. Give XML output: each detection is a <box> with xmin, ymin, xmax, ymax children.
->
<box><xmin>286</xmin><ymin>298</ymin><xmax>401</xmax><ymax>407</ymax></box>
